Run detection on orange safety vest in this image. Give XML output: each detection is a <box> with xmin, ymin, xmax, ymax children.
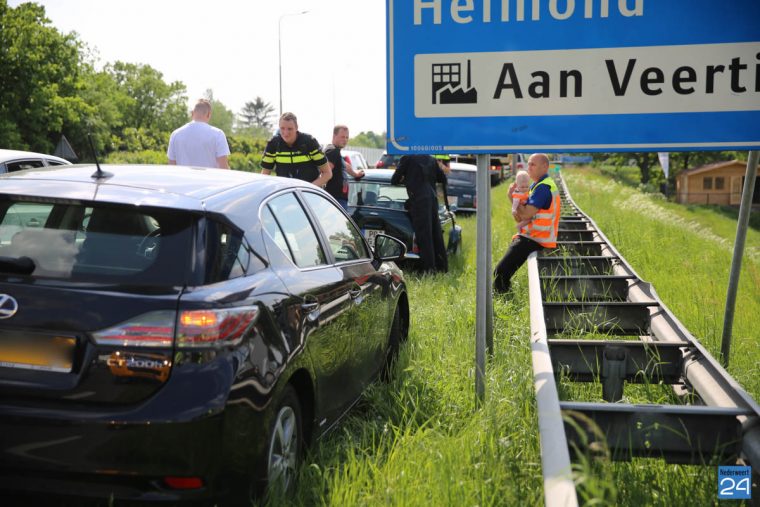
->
<box><xmin>520</xmin><ymin>177</ymin><xmax>561</xmax><ymax>248</ymax></box>
<box><xmin>512</xmin><ymin>191</ymin><xmax>530</xmax><ymax>203</ymax></box>
<box><xmin>512</xmin><ymin>191</ymin><xmax>531</xmax><ymax>236</ymax></box>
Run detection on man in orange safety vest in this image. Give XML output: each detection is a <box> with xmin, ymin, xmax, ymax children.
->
<box><xmin>494</xmin><ymin>153</ymin><xmax>561</xmax><ymax>293</ymax></box>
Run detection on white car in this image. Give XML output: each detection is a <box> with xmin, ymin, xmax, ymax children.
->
<box><xmin>512</xmin><ymin>153</ymin><xmax>529</xmax><ymax>175</ymax></box>
<box><xmin>341</xmin><ymin>149</ymin><xmax>370</xmax><ymax>171</ymax></box>
<box><xmin>0</xmin><ymin>149</ymin><xmax>71</xmax><ymax>174</ymax></box>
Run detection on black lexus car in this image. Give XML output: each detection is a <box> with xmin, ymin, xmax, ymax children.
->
<box><xmin>0</xmin><ymin>165</ymin><xmax>409</xmax><ymax>504</ymax></box>
<box><xmin>347</xmin><ymin>169</ymin><xmax>462</xmax><ymax>264</ymax></box>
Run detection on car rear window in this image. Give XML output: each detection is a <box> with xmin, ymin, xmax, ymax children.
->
<box><xmin>0</xmin><ymin>199</ymin><xmax>195</xmax><ymax>285</ymax></box>
<box><xmin>449</xmin><ymin>170</ymin><xmax>477</xmax><ymax>185</ymax></box>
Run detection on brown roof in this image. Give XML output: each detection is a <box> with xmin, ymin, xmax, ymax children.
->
<box><xmin>679</xmin><ymin>159</ymin><xmax>756</xmax><ymax>177</ymax></box>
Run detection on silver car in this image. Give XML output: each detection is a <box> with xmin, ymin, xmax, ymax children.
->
<box><xmin>0</xmin><ymin>149</ymin><xmax>71</xmax><ymax>174</ymax></box>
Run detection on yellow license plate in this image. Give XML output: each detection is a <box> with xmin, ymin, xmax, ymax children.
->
<box><xmin>0</xmin><ymin>336</ymin><xmax>75</xmax><ymax>372</ymax></box>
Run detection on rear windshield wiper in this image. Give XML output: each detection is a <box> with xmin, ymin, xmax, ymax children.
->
<box><xmin>0</xmin><ymin>256</ymin><xmax>36</xmax><ymax>275</ymax></box>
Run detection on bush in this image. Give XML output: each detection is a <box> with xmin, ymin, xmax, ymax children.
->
<box><xmin>229</xmin><ymin>152</ymin><xmax>262</xmax><ymax>173</ymax></box>
<box><xmin>228</xmin><ymin>134</ymin><xmax>267</xmax><ymax>155</ymax></box>
<box><xmin>104</xmin><ymin>150</ymin><xmax>166</xmax><ymax>164</ymax></box>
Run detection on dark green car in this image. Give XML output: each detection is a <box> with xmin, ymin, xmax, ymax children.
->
<box><xmin>347</xmin><ymin>169</ymin><xmax>462</xmax><ymax>265</ymax></box>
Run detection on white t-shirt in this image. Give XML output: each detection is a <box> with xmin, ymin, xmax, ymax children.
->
<box><xmin>167</xmin><ymin>121</ymin><xmax>231</xmax><ymax>168</ymax></box>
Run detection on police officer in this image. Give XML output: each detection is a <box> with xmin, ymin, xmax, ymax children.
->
<box><xmin>391</xmin><ymin>154</ymin><xmax>448</xmax><ymax>273</ymax></box>
<box><xmin>261</xmin><ymin>112</ymin><xmax>332</xmax><ymax>187</ymax></box>
<box><xmin>493</xmin><ymin>153</ymin><xmax>561</xmax><ymax>293</ymax></box>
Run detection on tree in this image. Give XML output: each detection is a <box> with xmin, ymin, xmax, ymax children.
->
<box><xmin>239</xmin><ymin>97</ymin><xmax>275</xmax><ymax>131</ymax></box>
<box><xmin>350</xmin><ymin>131</ymin><xmax>386</xmax><ymax>149</ymax></box>
<box><xmin>0</xmin><ymin>1</ymin><xmax>89</xmax><ymax>152</ymax></box>
<box><xmin>106</xmin><ymin>61</ymin><xmax>187</xmax><ymax>133</ymax></box>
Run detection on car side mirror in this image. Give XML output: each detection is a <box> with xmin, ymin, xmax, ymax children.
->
<box><xmin>372</xmin><ymin>234</ymin><xmax>406</xmax><ymax>262</ymax></box>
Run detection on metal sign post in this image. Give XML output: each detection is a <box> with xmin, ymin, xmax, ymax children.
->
<box><xmin>475</xmin><ymin>154</ymin><xmax>492</xmax><ymax>402</ymax></box>
<box><xmin>721</xmin><ymin>150</ymin><xmax>759</xmax><ymax>366</ymax></box>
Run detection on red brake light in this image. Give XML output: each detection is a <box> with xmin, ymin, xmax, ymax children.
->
<box><xmin>164</xmin><ymin>476</ymin><xmax>204</xmax><ymax>490</ymax></box>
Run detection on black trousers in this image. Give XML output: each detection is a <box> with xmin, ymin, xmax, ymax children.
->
<box><xmin>493</xmin><ymin>235</ymin><xmax>544</xmax><ymax>293</ymax></box>
<box><xmin>409</xmin><ymin>197</ymin><xmax>447</xmax><ymax>273</ymax></box>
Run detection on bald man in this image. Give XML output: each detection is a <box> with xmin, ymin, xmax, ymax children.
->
<box><xmin>167</xmin><ymin>99</ymin><xmax>230</xmax><ymax>169</ymax></box>
<box><xmin>494</xmin><ymin>153</ymin><xmax>561</xmax><ymax>293</ymax></box>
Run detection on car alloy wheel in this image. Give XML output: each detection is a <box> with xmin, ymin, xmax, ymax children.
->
<box><xmin>266</xmin><ymin>386</ymin><xmax>301</xmax><ymax>493</ymax></box>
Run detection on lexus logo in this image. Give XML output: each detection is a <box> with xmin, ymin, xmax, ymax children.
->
<box><xmin>0</xmin><ymin>294</ymin><xmax>19</xmax><ymax>319</ymax></box>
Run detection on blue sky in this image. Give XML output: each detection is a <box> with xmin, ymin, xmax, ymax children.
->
<box><xmin>10</xmin><ymin>0</ymin><xmax>388</xmax><ymax>143</ymax></box>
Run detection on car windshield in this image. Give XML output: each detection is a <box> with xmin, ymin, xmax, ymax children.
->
<box><xmin>349</xmin><ymin>181</ymin><xmax>449</xmax><ymax>215</ymax></box>
<box><xmin>449</xmin><ymin>170</ymin><xmax>476</xmax><ymax>185</ymax></box>
<box><xmin>0</xmin><ymin>199</ymin><xmax>195</xmax><ymax>285</ymax></box>
<box><xmin>348</xmin><ymin>182</ymin><xmax>408</xmax><ymax>210</ymax></box>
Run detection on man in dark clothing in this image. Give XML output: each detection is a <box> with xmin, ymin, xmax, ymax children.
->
<box><xmin>391</xmin><ymin>154</ymin><xmax>448</xmax><ymax>273</ymax></box>
<box><xmin>324</xmin><ymin>125</ymin><xmax>365</xmax><ymax>209</ymax></box>
<box><xmin>261</xmin><ymin>112</ymin><xmax>332</xmax><ymax>187</ymax></box>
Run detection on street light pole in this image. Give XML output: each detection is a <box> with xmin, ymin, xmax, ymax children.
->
<box><xmin>278</xmin><ymin>10</ymin><xmax>309</xmax><ymax>117</ymax></box>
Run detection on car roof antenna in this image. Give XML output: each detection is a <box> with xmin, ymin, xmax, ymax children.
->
<box><xmin>88</xmin><ymin>132</ymin><xmax>113</xmax><ymax>180</ymax></box>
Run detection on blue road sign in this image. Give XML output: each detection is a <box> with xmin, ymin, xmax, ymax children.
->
<box><xmin>387</xmin><ymin>0</ymin><xmax>760</xmax><ymax>154</ymax></box>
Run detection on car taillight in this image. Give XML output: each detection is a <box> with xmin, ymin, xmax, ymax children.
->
<box><xmin>92</xmin><ymin>307</ymin><xmax>259</xmax><ymax>349</ymax></box>
<box><xmin>474</xmin><ymin>196</ymin><xmax>477</xmax><ymax>208</ymax></box>
<box><xmin>164</xmin><ymin>476</ymin><xmax>204</xmax><ymax>490</ymax></box>
<box><xmin>177</xmin><ymin>307</ymin><xmax>258</xmax><ymax>348</ymax></box>
<box><xmin>92</xmin><ymin>311</ymin><xmax>175</xmax><ymax>347</ymax></box>
<box><xmin>411</xmin><ymin>234</ymin><xmax>420</xmax><ymax>254</ymax></box>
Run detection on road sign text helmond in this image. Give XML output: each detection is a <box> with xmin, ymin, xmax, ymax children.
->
<box><xmin>413</xmin><ymin>0</ymin><xmax>644</xmax><ymax>25</ymax></box>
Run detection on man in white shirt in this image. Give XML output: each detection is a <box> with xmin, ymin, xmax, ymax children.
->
<box><xmin>167</xmin><ymin>99</ymin><xmax>230</xmax><ymax>169</ymax></box>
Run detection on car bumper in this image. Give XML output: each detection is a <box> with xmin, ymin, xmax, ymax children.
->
<box><xmin>0</xmin><ymin>356</ymin><xmax>268</xmax><ymax>503</ymax></box>
<box><xmin>0</xmin><ymin>412</ymin><xmax>224</xmax><ymax>503</ymax></box>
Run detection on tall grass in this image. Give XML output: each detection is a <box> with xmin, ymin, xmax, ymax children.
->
<box><xmin>259</xmin><ymin>172</ymin><xmax>757</xmax><ymax>506</ymax></box>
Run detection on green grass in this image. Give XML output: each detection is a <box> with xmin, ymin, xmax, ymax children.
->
<box><xmin>259</xmin><ymin>172</ymin><xmax>758</xmax><ymax>506</ymax></box>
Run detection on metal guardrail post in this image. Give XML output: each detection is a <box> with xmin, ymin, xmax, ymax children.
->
<box><xmin>721</xmin><ymin>150</ymin><xmax>759</xmax><ymax>366</ymax></box>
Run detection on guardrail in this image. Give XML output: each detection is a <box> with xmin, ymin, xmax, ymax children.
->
<box><xmin>528</xmin><ymin>174</ymin><xmax>760</xmax><ymax>506</ymax></box>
